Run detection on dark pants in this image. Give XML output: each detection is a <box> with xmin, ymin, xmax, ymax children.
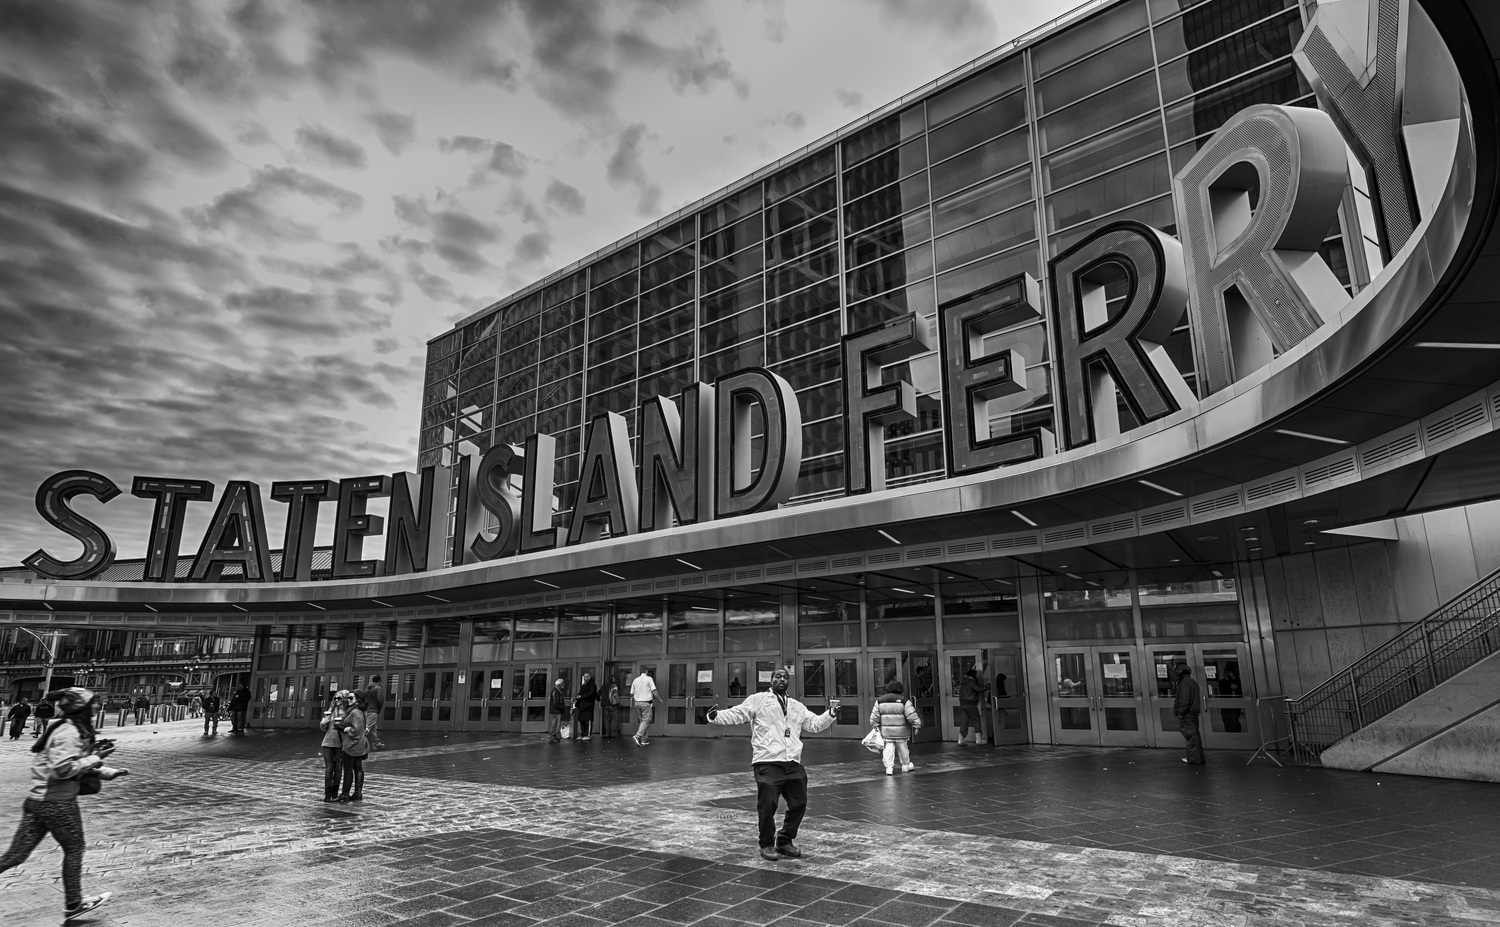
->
<box><xmin>340</xmin><ymin>755</ymin><xmax>365</xmax><ymax>798</ymax></box>
<box><xmin>204</xmin><ymin>713</ymin><xmax>218</xmax><ymax>734</ymax></box>
<box><xmin>7</xmin><ymin>719</ymin><xmax>23</xmax><ymax>740</ymax></box>
<box><xmin>321</xmin><ymin>746</ymin><xmax>343</xmax><ymax>799</ymax></box>
<box><xmin>753</xmin><ymin>762</ymin><xmax>808</xmax><ymax>849</ymax></box>
<box><xmin>0</xmin><ymin>798</ymin><xmax>85</xmax><ymax>907</ymax></box>
<box><xmin>602</xmin><ymin>705</ymin><xmax>619</xmax><ymax>737</ymax></box>
<box><xmin>231</xmin><ymin>709</ymin><xmax>247</xmax><ymax>732</ymax></box>
<box><xmin>575</xmin><ymin>712</ymin><xmax>592</xmax><ymax>738</ymax></box>
<box><xmin>1179</xmin><ymin>714</ymin><xmax>1205</xmax><ymax>764</ymax></box>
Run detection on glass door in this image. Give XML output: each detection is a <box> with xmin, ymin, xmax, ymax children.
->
<box><xmin>387</xmin><ymin>672</ymin><xmax>417</xmax><ymax>728</ymax></box>
<box><xmin>799</xmin><ymin>654</ymin><xmax>860</xmax><ymax>738</ymax></box>
<box><xmin>869</xmin><ymin>651</ymin><xmax>939</xmax><ymax>741</ymax></box>
<box><xmin>1146</xmin><ymin>644</ymin><xmax>1256</xmax><ymax>750</ymax></box>
<box><xmin>1048</xmin><ymin>647</ymin><xmax>1147</xmax><ymax>746</ymax></box>
<box><xmin>414</xmin><ymin>670</ymin><xmax>456</xmax><ymax>729</ymax></box>
<box><xmin>520</xmin><ymin>664</ymin><xmax>552</xmax><ymax>733</ymax></box>
<box><xmin>660</xmin><ymin>659</ymin><xmax>720</xmax><ymax>737</ymax></box>
<box><xmin>989</xmin><ymin>649</ymin><xmax>1027</xmax><ymax>745</ymax></box>
<box><xmin>463</xmin><ymin>667</ymin><xmax>507</xmax><ymax>732</ymax></box>
<box><xmin>942</xmin><ymin>651</ymin><xmax>984</xmax><ymax>744</ymax></box>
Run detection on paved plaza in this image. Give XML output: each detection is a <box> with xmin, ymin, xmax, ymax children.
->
<box><xmin>0</xmin><ymin>717</ymin><xmax>1494</xmax><ymax>926</ymax></box>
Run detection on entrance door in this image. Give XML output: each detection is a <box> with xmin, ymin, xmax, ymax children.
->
<box><xmin>661</xmin><ymin>659</ymin><xmax>720</xmax><ymax>737</ymax></box>
<box><xmin>1047</xmin><ymin>647</ymin><xmax>1147</xmax><ymax>746</ymax></box>
<box><xmin>519</xmin><ymin>664</ymin><xmax>552</xmax><ymax>733</ymax></box>
<box><xmin>868</xmin><ymin>651</ymin><xmax>940</xmax><ymax>741</ymax></box>
<box><xmin>1146</xmin><ymin>644</ymin><xmax>1256</xmax><ymax>750</ymax></box>
<box><xmin>988</xmin><ymin>649</ymin><xmax>1028</xmax><ymax>745</ymax></box>
<box><xmin>387</xmin><ymin>672</ymin><xmax>418</xmax><ymax>728</ymax></box>
<box><xmin>463</xmin><ymin>666</ymin><xmax>508</xmax><ymax>732</ymax></box>
<box><xmin>413</xmin><ymin>670</ymin><xmax>456</xmax><ymax>729</ymax></box>
<box><xmin>942</xmin><ymin>651</ymin><xmax>984</xmax><ymax>744</ymax></box>
<box><xmin>799</xmin><ymin>654</ymin><xmax>860</xmax><ymax>737</ymax></box>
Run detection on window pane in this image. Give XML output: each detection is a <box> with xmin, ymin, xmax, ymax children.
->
<box><xmin>641</xmin><ymin>274</ymin><xmax>694</xmax><ymax>317</ymax></box>
<box><xmin>849</xmin><ymin>281</ymin><xmax>937</xmax><ymax>334</ymax></box>
<box><xmin>702</xmin><ymin>342</ymin><xmax>765</xmax><ymax>382</ymax></box>
<box><xmin>1162</xmin><ymin>59</ymin><xmax>1305</xmax><ymax>144</ymax></box>
<box><xmin>927</xmin><ymin>56</ymin><xmax>1024</xmax><ymax>125</ymax></box>
<box><xmin>766</xmin><ymin>214</ymin><xmax>838</xmax><ymax>268</ymax></box>
<box><xmin>847</xmin><ymin>210</ymin><xmax>934</xmax><ymax>270</ymax></box>
<box><xmin>936</xmin><ymin>245</ymin><xmax>1040</xmax><ymax>306</ymax></box>
<box><xmin>934</xmin><ymin>205</ymin><xmax>1036</xmax><ymax>274</ymax></box>
<box><xmin>843</xmin><ymin>137</ymin><xmax>928</xmax><ymax>200</ymax></box>
<box><xmin>1043</xmin><ymin>114</ymin><xmax>1165</xmax><ymax>192</ymax></box>
<box><xmin>766</xmin><ymin>177</ymin><xmax>837</xmax><ymax>233</ymax></box>
<box><xmin>844</xmin><ymin>177</ymin><xmax>930</xmax><ymax>234</ymax></box>
<box><xmin>771</xmin><ymin>346</ymin><xmax>839</xmax><ymax>390</ymax></box>
<box><xmin>700</xmin><ymin>247</ymin><xmax>765</xmax><ymax>296</ymax></box>
<box><xmin>701</xmin><ymin>307</ymin><xmax>765</xmax><ymax>355</ymax></box>
<box><xmin>1156</xmin><ymin>11</ymin><xmax>1302</xmax><ymax>104</ymax></box>
<box><xmin>797</xmin><ymin>382</ymin><xmax>842</xmax><ymax>421</ymax></box>
<box><xmin>1152</xmin><ymin>0</ymin><xmax>1297</xmax><ymax>55</ymax></box>
<box><xmin>642</xmin><ymin>217</ymin><xmax>694</xmax><ymax>261</ymax></box>
<box><xmin>588</xmin><ymin>328</ymin><xmax>636</xmax><ymax>366</ymax></box>
<box><xmin>700</xmin><ymin>184</ymin><xmax>763</xmax><ymax>235</ymax></box>
<box><xmin>540</xmin><ymin>324</ymin><xmax>583</xmax><ymax>359</ymax></box>
<box><xmin>842</xmin><ymin>107</ymin><xmax>926</xmax><ymax>167</ymax></box>
<box><xmin>1036</xmin><ymin>32</ymin><xmax>1154</xmax><ymax>115</ymax></box>
<box><xmin>1046</xmin><ymin>153</ymin><xmax>1171</xmax><ymax>233</ymax></box>
<box><xmin>1033</xmin><ymin>0</ymin><xmax>1148</xmax><ymax>76</ymax></box>
<box><xmin>640</xmin><ymin>247</ymin><xmax>695</xmax><ymax>291</ymax></box>
<box><xmin>1038</xmin><ymin>72</ymin><xmax>1159</xmax><ymax>154</ymax></box>
<box><xmin>932</xmin><ymin>167</ymin><xmax>1032</xmax><ymax>237</ymax></box>
<box><xmin>766</xmin><ymin>149</ymin><xmax>835</xmax><ymax>203</ymax></box>
<box><xmin>639</xmin><ymin>303</ymin><xmax>693</xmax><ymax>346</ymax></box>
<box><xmin>701</xmin><ymin>212</ymin><xmax>763</xmax><ymax>262</ymax></box>
<box><xmin>766</xmin><ymin>278</ymin><xmax>839</xmax><ymax>331</ymax></box>
<box><xmin>767</xmin><ymin>246</ymin><xmax>838</xmax><ymax>301</ymax></box>
<box><xmin>928</xmin><ymin>91</ymin><xmax>1028</xmax><ymax>163</ymax></box>
<box><xmin>931</xmin><ymin>131</ymin><xmax>1030</xmax><ymax>200</ymax></box>
<box><xmin>846</xmin><ymin>244</ymin><xmax>934</xmax><ymax>303</ymax></box>
<box><xmin>768</xmin><ymin>311</ymin><xmax>840</xmax><ymax>365</ymax></box>
<box><xmin>591</xmin><ymin>272</ymin><xmax>637</xmax><ymax>311</ymax></box>
<box><xmin>640</xmin><ymin>333</ymin><xmax>691</xmax><ymax>377</ymax></box>
<box><xmin>699</xmin><ymin>276</ymin><xmax>763</xmax><ymax>323</ymax></box>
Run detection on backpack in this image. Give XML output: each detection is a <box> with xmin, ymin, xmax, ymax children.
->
<box><xmin>608</xmin><ymin>685</ymin><xmax>619</xmax><ymax>707</ymax></box>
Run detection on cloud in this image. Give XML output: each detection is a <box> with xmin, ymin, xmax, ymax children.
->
<box><xmin>295</xmin><ymin>123</ymin><xmax>369</xmax><ymax>169</ymax></box>
<box><xmin>189</xmin><ymin>166</ymin><xmax>364</xmax><ymax>243</ymax></box>
<box><xmin>438</xmin><ymin>135</ymin><xmax>528</xmax><ymax>183</ymax></box>
<box><xmin>366</xmin><ymin>110</ymin><xmax>416</xmax><ymax>155</ymax></box>
<box><xmin>544</xmin><ymin>179</ymin><xmax>586</xmax><ymax>215</ymax></box>
<box><xmin>607</xmin><ymin>123</ymin><xmax>661</xmax><ymax>215</ymax></box>
<box><xmin>392</xmin><ymin>194</ymin><xmax>503</xmax><ymax>275</ymax></box>
<box><xmin>760</xmin><ymin>110</ymin><xmax>807</xmax><ymax>131</ymax></box>
<box><xmin>865</xmin><ymin>0</ymin><xmax>995</xmax><ymax>37</ymax></box>
<box><xmin>835</xmin><ymin>88</ymin><xmax>864</xmax><ymax>110</ymax></box>
<box><xmin>299</xmin><ymin>0</ymin><xmax>519</xmax><ymax>90</ymax></box>
<box><xmin>512</xmin><ymin>230</ymin><xmax>553</xmax><ymax>266</ymax></box>
<box><xmin>615</xmin><ymin>29</ymin><xmax>749</xmax><ymax>98</ymax></box>
<box><xmin>224</xmin><ymin>285</ymin><xmax>393</xmax><ymax>340</ymax></box>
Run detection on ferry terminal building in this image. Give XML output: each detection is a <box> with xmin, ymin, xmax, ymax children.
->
<box><xmin>6</xmin><ymin>0</ymin><xmax>1500</xmax><ymax>780</ymax></box>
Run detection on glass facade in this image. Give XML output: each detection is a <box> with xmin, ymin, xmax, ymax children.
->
<box><xmin>421</xmin><ymin>0</ymin><xmax>1349</xmax><ymax>554</ymax></box>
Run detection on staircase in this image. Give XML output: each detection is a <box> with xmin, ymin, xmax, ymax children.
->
<box><xmin>1286</xmin><ymin>567</ymin><xmax>1500</xmax><ymax>780</ymax></box>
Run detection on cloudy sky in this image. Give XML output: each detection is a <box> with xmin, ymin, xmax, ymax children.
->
<box><xmin>0</xmin><ymin>0</ymin><xmax>1077</xmax><ymax>569</ymax></box>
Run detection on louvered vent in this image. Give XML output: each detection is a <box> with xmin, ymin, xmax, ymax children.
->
<box><xmin>1245</xmin><ymin>475</ymin><xmax>1298</xmax><ymax>503</ymax></box>
<box><xmin>831</xmin><ymin>556</ymin><xmax>864</xmax><ymax>569</ymax></box>
<box><xmin>631</xmin><ymin>582</ymin><xmax>654</xmax><ymax>593</ymax></box>
<box><xmin>947</xmin><ymin>541</ymin><xmax>987</xmax><ymax>556</ymax></box>
<box><xmin>866</xmin><ymin>551</ymin><xmax>901</xmax><ymax>564</ymax></box>
<box><xmin>655</xmin><ymin>580</ymin><xmax>677</xmax><ymax>590</ymax></box>
<box><xmin>736</xmin><ymin>569</ymin><xmax>762</xmax><ymax>580</ymax></box>
<box><xmin>544</xmin><ymin>593</ymin><xmax>562</xmax><ymax>603</ymax></box>
<box><xmin>1140</xmin><ymin>506</ymin><xmax>1186</xmax><ymax>528</ymax></box>
<box><xmin>906</xmin><ymin>546</ymin><xmax>942</xmax><ymax>560</ymax></box>
<box><xmin>992</xmin><ymin>535</ymin><xmax>1037</xmax><ymax>550</ymax></box>
<box><xmin>1191</xmin><ymin>491</ymin><xmax>1240</xmax><ymax>517</ymax></box>
<box><xmin>766</xmin><ymin>564</ymin><xmax>795</xmax><ymax>577</ymax></box>
<box><xmin>706</xmin><ymin>572</ymin><xmax>732</xmax><ymax>583</ymax></box>
<box><xmin>608</xmin><ymin>585</ymin><xmax>628</xmax><ymax>595</ymax></box>
<box><xmin>1303</xmin><ymin>456</ymin><xmax>1356</xmax><ymax>487</ymax></box>
<box><xmin>1091</xmin><ymin>517</ymin><xmax>1135</xmax><ymax>537</ymax></box>
<box><xmin>1425</xmin><ymin>401</ymin><xmax>1486</xmax><ymax>444</ymax></box>
<box><xmin>796</xmin><ymin>561</ymin><xmax>826</xmax><ymax>573</ymax></box>
<box><xmin>680</xmin><ymin>576</ymin><xmax>703</xmax><ymax>586</ymax></box>
<box><xmin>1044</xmin><ymin>526</ymin><xmax>1086</xmax><ymax>544</ymax></box>
<box><xmin>1360</xmin><ymin>431</ymin><xmax>1421</xmax><ymax>468</ymax></box>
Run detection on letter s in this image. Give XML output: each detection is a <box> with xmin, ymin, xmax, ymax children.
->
<box><xmin>23</xmin><ymin>470</ymin><xmax>120</xmax><ymax>580</ymax></box>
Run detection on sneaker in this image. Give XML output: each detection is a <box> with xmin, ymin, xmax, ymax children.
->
<box><xmin>581</xmin><ymin>735</ymin><xmax>590</xmax><ymax>741</ymax></box>
<box><xmin>63</xmin><ymin>892</ymin><xmax>110</xmax><ymax>922</ymax></box>
<box><xmin>632</xmin><ymin>734</ymin><xmax>644</xmax><ymax>746</ymax></box>
<box><xmin>901</xmin><ymin>764</ymin><xmax>914</xmax><ymax>772</ymax></box>
<box><xmin>884</xmin><ymin>768</ymin><xmax>894</xmax><ymax>775</ymax></box>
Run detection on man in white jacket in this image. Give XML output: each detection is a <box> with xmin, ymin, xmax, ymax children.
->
<box><xmin>707</xmin><ymin>667</ymin><xmax>840</xmax><ymax>861</ymax></box>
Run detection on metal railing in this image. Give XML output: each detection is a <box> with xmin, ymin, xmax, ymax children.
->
<box><xmin>1287</xmin><ymin>568</ymin><xmax>1500</xmax><ymax>762</ymax></box>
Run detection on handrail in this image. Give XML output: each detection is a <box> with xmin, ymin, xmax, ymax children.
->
<box><xmin>1286</xmin><ymin>566</ymin><xmax>1500</xmax><ymax>762</ymax></box>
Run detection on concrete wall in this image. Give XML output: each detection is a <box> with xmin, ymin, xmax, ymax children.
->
<box><xmin>1319</xmin><ymin>650</ymin><xmax>1500</xmax><ymax>782</ymax></box>
<box><xmin>1253</xmin><ymin>499</ymin><xmax>1500</xmax><ymax>698</ymax></box>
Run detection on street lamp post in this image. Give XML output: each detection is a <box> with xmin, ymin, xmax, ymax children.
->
<box><xmin>16</xmin><ymin>629</ymin><xmax>62</xmax><ymax>698</ymax></box>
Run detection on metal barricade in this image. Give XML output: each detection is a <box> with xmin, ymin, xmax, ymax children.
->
<box><xmin>1247</xmin><ymin>695</ymin><xmax>1292</xmax><ymax>767</ymax></box>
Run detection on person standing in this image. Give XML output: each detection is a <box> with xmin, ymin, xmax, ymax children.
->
<box><xmin>1174</xmin><ymin>663</ymin><xmax>1205</xmax><ymax>765</ymax></box>
<box><xmin>602</xmin><ymin>678</ymin><xmax>621</xmax><ymax>739</ymax></box>
<box><xmin>6</xmin><ymin>700</ymin><xmax>31</xmax><ymax>741</ymax></box>
<box><xmin>228</xmin><ymin>683</ymin><xmax>252</xmax><ymax>733</ymax></box>
<box><xmin>547</xmin><ymin>678</ymin><xmax>568</xmax><ymax>743</ymax></box>
<box><xmin>629</xmin><ymin>669</ymin><xmax>658</xmax><ymax>746</ymax></box>
<box><xmin>318</xmin><ymin>692</ymin><xmax>350</xmax><ymax>802</ymax></box>
<box><xmin>957</xmin><ymin>668</ymin><xmax>986</xmax><ymax>745</ymax></box>
<box><xmin>870</xmin><ymin>681</ymin><xmax>922</xmax><ymax>775</ymax></box>
<box><xmin>201</xmin><ymin>691</ymin><xmax>222</xmax><ymax>736</ymax></box>
<box><xmin>574</xmin><ymin>672</ymin><xmax>598</xmax><ymax>741</ymax></box>
<box><xmin>706</xmin><ymin>667</ymin><xmax>839</xmax><ymax>861</ymax></box>
<box><xmin>33</xmin><ymin>698</ymin><xmax>56</xmax><ymax>737</ymax></box>
<box><xmin>337</xmin><ymin>692</ymin><xmax>369</xmax><ymax>802</ymax></box>
<box><xmin>0</xmin><ymin>687</ymin><xmax>126</xmax><ymax>922</ymax></box>
<box><xmin>362</xmin><ymin>677</ymin><xmax>386</xmax><ymax>751</ymax></box>
<box><xmin>131</xmin><ymin>696</ymin><xmax>149</xmax><ymax>726</ymax></box>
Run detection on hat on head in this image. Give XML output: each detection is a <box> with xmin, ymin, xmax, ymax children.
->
<box><xmin>47</xmin><ymin>687</ymin><xmax>96</xmax><ymax>714</ymax></box>
<box><xmin>1175</xmin><ymin>663</ymin><xmax>1192</xmax><ymax>678</ymax></box>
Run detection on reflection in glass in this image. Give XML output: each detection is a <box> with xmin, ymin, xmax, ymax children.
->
<box><xmin>1054</xmin><ymin>652</ymin><xmax>1088</xmax><ymax>697</ymax></box>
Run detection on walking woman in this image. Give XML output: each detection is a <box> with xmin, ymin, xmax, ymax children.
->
<box><xmin>0</xmin><ymin>687</ymin><xmax>126</xmax><ymax>922</ymax></box>
<box><xmin>337</xmin><ymin>691</ymin><xmax>370</xmax><ymax>802</ymax></box>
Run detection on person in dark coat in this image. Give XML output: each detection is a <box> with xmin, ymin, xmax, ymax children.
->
<box><xmin>32</xmin><ymin>699</ymin><xmax>56</xmax><ymax>737</ymax></box>
<box><xmin>547</xmin><ymin>678</ymin><xmax>568</xmax><ymax>743</ymax></box>
<box><xmin>228</xmin><ymin>684</ymin><xmax>252</xmax><ymax>733</ymax></box>
<box><xmin>131</xmin><ymin>696</ymin><xmax>149</xmax><ymax>726</ymax></box>
<box><xmin>573</xmin><ymin>672</ymin><xmax>598</xmax><ymax>741</ymax></box>
<box><xmin>201</xmin><ymin>692</ymin><xmax>222</xmax><ymax>735</ymax></box>
<box><xmin>1174</xmin><ymin>663</ymin><xmax>1205</xmax><ymax>765</ymax></box>
<box><xmin>6</xmin><ymin>700</ymin><xmax>31</xmax><ymax>740</ymax></box>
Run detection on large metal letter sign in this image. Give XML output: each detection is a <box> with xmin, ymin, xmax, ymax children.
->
<box><xmin>1051</xmin><ymin>222</ymin><xmax>1195</xmax><ymax>450</ymax></box>
<box><xmin>518</xmin><ymin>433</ymin><xmax>562</xmax><ymax>554</ymax></box>
<box><xmin>271</xmin><ymin>480</ymin><xmax>336</xmax><ymax>582</ymax></box>
<box><xmin>569</xmin><ymin>412</ymin><xmax>640</xmax><ymax>545</ymax></box>
<box><xmin>384</xmin><ymin>466</ymin><xmax>449</xmax><ymax>575</ymax></box>
<box><xmin>189</xmin><ymin>481</ymin><xmax>274</xmax><ymax>582</ymax></box>
<box><xmin>466</xmin><ymin>444</ymin><xmax>522</xmax><ymax>562</ymax></box>
<box><xmin>331</xmin><ymin>476</ymin><xmax>390</xmax><ymax>579</ymax></box>
<box><xmin>1294</xmin><ymin>0</ymin><xmax>1417</xmax><ymax>259</ymax></box>
<box><xmin>132</xmin><ymin>477</ymin><xmax>214</xmax><ymax>582</ymax></box>
<box><xmin>714</xmin><ymin>369</ymin><xmax>803</xmax><ymax>519</ymax></box>
<box><xmin>938</xmin><ymin>275</ymin><xmax>1052</xmax><ymax>476</ymax></box>
<box><xmin>1174</xmin><ymin>105</ymin><xmax>1351</xmax><ymax>394</ymax></box>
<box><xmin>638</xmin><ymin>384</ymin><xmax>714</xmax><ymax>532</ymax></box>
<box><xmin>24</xmin><ymin>470</ymin><xmax>120</xmax><ymax>581</ymax></box>
<box><xmin>842</xmin><ymin>314</ymin><xmax>930</xmax><ymax>494</ymax></box>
